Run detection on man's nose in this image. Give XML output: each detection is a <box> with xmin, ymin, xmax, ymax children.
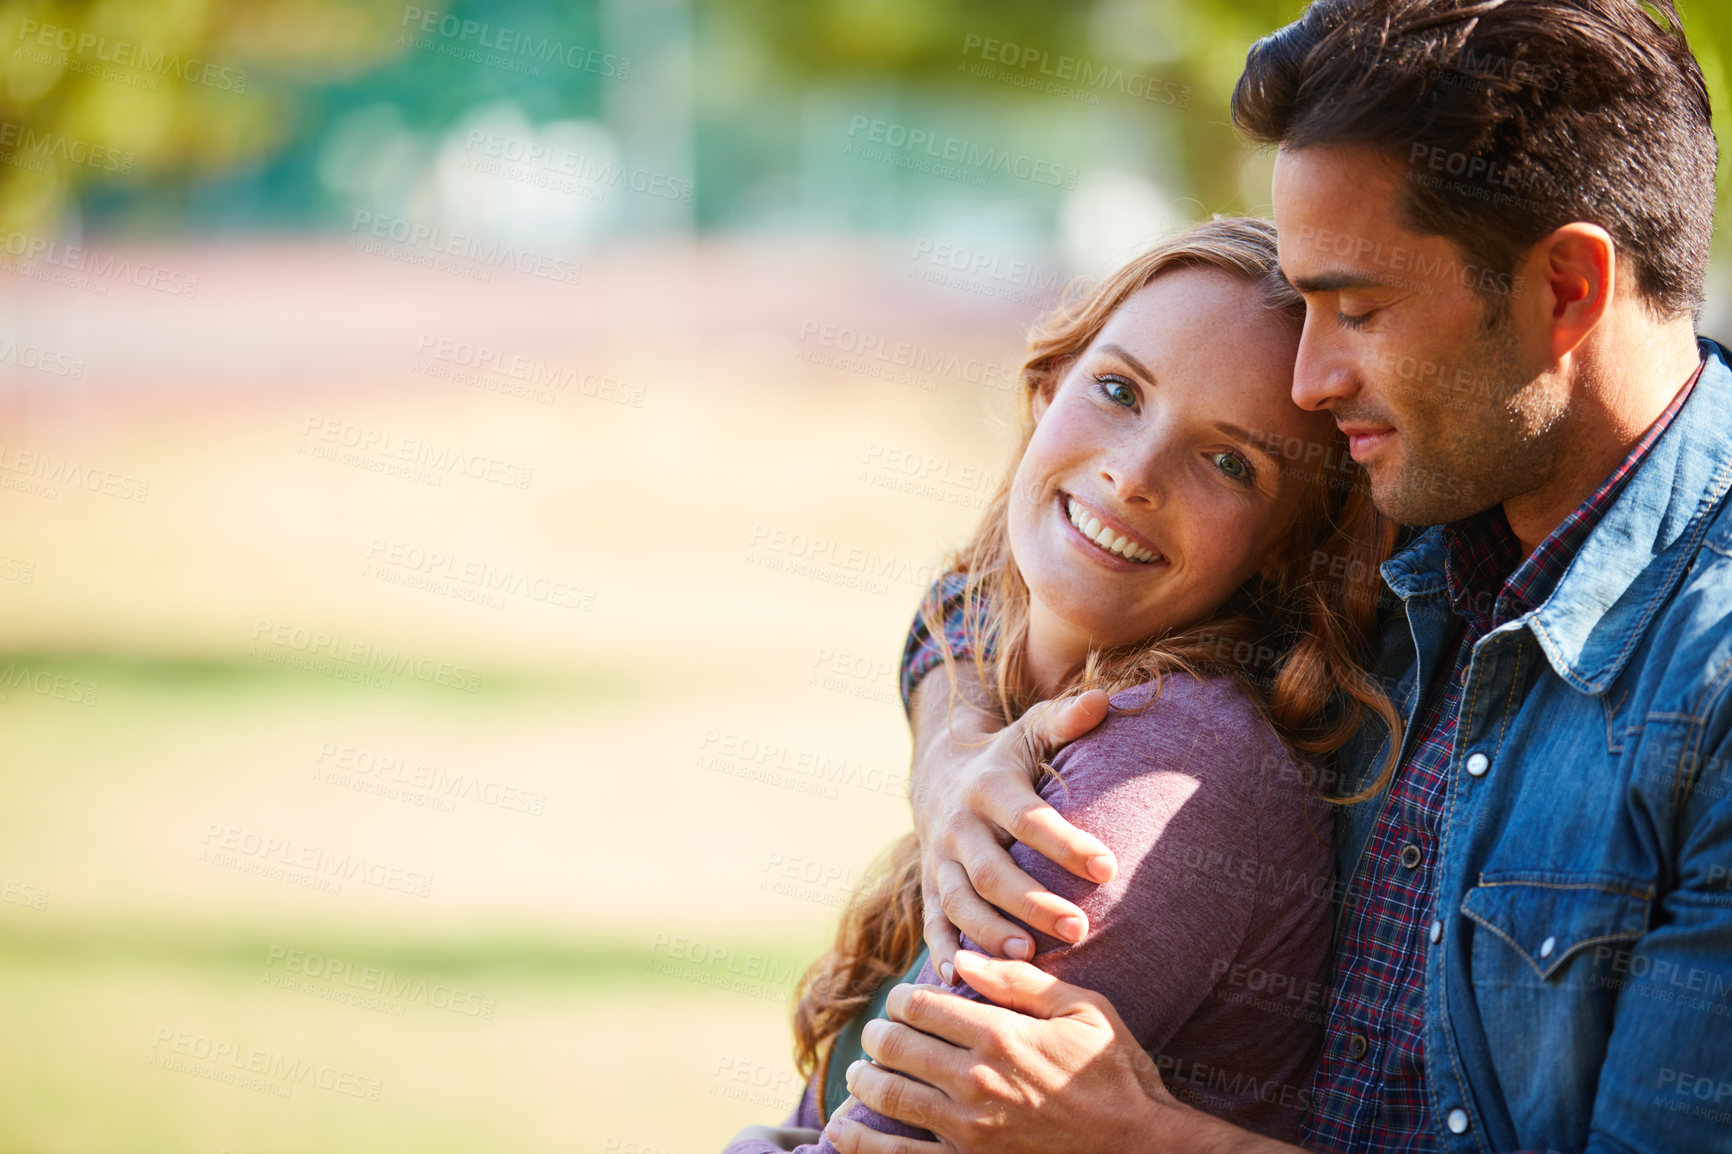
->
<box><xmin>1292</xmin><ymin>314</ymin><xmax>1360</xmax><ymax>411</ymax></box>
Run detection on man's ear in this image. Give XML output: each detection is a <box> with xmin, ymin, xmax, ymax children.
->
<box><xmin>1520</xmin><ymin>222</ymin><xmax>1616</xmax><ymax>361</ymax></box>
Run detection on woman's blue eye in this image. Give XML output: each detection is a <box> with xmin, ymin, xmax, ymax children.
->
<box><xmin>1095</xmin><ymin>375</ymin><xmax>1136</xmax><ymax>407</ymax></box>
<box><xmin>1214</xmin><ymin>451</ymin><xmax>1253</xmax><ymax>481</ymax></box>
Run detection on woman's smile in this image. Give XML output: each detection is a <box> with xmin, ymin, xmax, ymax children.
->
<box><xmin>1058</xmin><ymin>493</ymin><xmax>1165</xmax><ymax>566</ymax></box>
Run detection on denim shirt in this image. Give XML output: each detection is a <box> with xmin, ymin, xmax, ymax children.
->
<box><xmin>1333</xmin><ymin>337</ymin><xmax>1732</xmax><ymax>1152</ymax></box>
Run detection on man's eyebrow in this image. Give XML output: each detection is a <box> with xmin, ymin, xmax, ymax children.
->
<box><xmin>1282</xmin><ymin>269</ymin><xmax>1392</xmax><ymax>295</ymax></box>
<box><xmin>1095</xmin><ymin>342</ymin><xmax>1157</xmax><ymax>383</ymax></box>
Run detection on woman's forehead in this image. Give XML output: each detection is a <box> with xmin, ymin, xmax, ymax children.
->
<box><xmin>1088</xmin><ymin>273</ymin><xmax>1321</xmax><ymax>437</ymax></box>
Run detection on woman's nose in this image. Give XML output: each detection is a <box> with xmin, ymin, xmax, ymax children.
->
<box><xmin>1099</xmin><ymin>439</ymin><xmax>1169</xmax><ymax>507</ymax></box>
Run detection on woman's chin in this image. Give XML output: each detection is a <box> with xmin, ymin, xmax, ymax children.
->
<box><xmin>1031</xmin><ymin>595</ymin><xmax>1159</xmax><ymax>651</ymax></box>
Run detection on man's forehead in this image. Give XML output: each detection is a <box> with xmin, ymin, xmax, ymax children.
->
<box><xmin>1273</xmin><ymin>148</ymin><xmax>1445</xmax><ymax>278</ymax></box>
<box><xmin>1274</xmin><ymin>146</ymin><xmax>1405</xmax><ymax>226</ymax></box>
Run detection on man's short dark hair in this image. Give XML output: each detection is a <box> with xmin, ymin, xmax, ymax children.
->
<box><xmin>1233</xmin><ymin>0</ymin><xmax>1717</xmax><ymax>320</ymax></box>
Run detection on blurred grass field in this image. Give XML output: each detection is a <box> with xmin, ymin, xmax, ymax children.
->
<box><xmin>0</xmin><ymin>237</ymin><xmax>1024</xmax><ymax>1151</ymax></box>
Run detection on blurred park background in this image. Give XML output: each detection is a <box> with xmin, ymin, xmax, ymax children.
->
<box><xmin>0</xmin><ymin>1</ymin><xmax>1728</xmax><ymax>1151</ymax></box>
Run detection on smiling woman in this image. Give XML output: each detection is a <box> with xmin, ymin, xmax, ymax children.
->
<box><xmin>721</xmin><ymin>217</ymin><xmax>1405</xmax><ymax>1153</ymax></box>
<box><xmin>1007</xmin><ymin>264</ymin><xmax>1339</xmax><ymax>699</ymax></box>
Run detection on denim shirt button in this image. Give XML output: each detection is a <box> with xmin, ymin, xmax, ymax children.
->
<box><xmin>1446</xmin><ymin>1108</ymin><xmax>1470</xmax><ymax>1134</ymax></box>
<box><xmin>1429</xmin><ymin>918</ymin><xmax>1443</xmax><ymax>944</ymax></box>
<box><xmin>1540</xmin><ymin>935</ymin><xmax>1557</xmax><ymax>958</ymax></box>
<box><xmin>1465</xmin><ymin>752</ymin><xmax>1490</xmax><ymax>777</ymax></box>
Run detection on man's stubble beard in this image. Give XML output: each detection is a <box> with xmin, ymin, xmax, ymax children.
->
<box><xmin>1371</xmin><ymin>308</ymin><xmax>1569</xmax><ymax>528</ymax></box>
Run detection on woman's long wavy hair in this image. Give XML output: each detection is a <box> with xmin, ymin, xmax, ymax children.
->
<box><xmin>790</xmin><ymin>217</ymin><xmax>1402</xmax><ymax>1114</ymax></box>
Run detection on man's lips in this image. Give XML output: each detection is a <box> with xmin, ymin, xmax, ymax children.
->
<box><xmin>1337</xmin><ymin>423</ymin><xmax>1396</xmax><ymax>462</ymax></box>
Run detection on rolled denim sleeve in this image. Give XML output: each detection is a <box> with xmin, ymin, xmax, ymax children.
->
<box><xmin>1582</xmin><ymin>722</ymin><xmax>1732</xmax><ymax>1151</ymax></box>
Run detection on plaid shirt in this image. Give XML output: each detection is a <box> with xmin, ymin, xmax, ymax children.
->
<box><xmin>898</xmin><ymin>571</ymin><xmax>989</xmax><ymax>714</ymax></box>
<box><xmin>898</xmin><ymin>363</ymin><xmax>1702</xmax><ymax>1151</ymax></box>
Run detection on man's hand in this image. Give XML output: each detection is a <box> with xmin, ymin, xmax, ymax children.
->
<box><xmin>825</xmin><ymin>953</ymin><xmax>1299</xmax><ymax>1154</ymax></box>
<box><xmin>908</xmin><ymin>669</ymin><xmax>1113</xmax><ymax>981</ymax></box>
<box><xmin>824</xmin><ymin>950</ymin><xmax>1168</xmax><ymax>1154</ymax></box>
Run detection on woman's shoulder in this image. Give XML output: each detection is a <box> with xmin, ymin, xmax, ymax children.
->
<box><xmin>1045</xmin><ymin>673</ymin><xmax>1310</xmax><ymax>804</ymax></box>
<box><xmin>1099</xmin><ymin>673</ymin><xmax>1286</xmax><ymax>755</ymax></box>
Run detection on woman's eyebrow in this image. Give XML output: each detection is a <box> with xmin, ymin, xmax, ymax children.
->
<box><xmin>1094</xmin><ymin>342</ymin><xmax>1157</xmax><ymax>384</ymax></box>
<box><xmin>1212</xmin><ymin>420</ymin><xmax>1282</xmax><ymax>465</ymax></box>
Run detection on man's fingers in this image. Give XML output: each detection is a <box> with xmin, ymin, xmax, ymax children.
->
<box><xmin>949</xmin><ymin>949</ymin><xmax>1087</xmax><ymax>1020</ymax></box>
<box><xmin>935</xmin><ymin>856</ymin><xmax>1037</xmax><ymax>961</ymax></box>
<box><xmin>1003</xmin><ymin>799</ymin><xmax>1118</xmax><ymax>888</ymax></box>
<box><xmin>920</xmin><ymin>855</ymin><xmax>963</xmax><ymax>983</ymax></box>
<box><xmin>861</xmin><ymin>1015</ymin><xmax>972</xmax><ymax>1086</ymax></box>
<box><xmin>825</xmin><ymin>1114</ymin><xmax>951</xmax><ymax>1154</ymax></box>
<box><xmin>920</xmin><ymin>901</ymin><xmax>963</xmax><ymax>985</ymax></box>
<box><xmin>956</xmin><ymin>829</ymin><xmax>1092</xmax><ymax>947</ymax></box>
<box><xmin>883</xmin><ymin>980</ymin><xmax>1014</xmax><ymax>1047</ymax></box>
<box><xmin>975</xmin><ymin>773</ymin><xmax>1116</xmax><ymax>888</ymax></box>
<box><xmin>845</xmin><ymin>1058</ymin><xmax>952</xmax><ymax>1134</ymax></box>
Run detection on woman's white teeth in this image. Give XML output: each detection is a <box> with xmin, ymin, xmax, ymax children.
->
<box><xmin>1065</xmin><ymin>497</ymin><xmax>1158</xmax><ymax>563</ymax></box>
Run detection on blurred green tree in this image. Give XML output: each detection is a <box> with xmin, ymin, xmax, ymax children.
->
<box><xmin>1</xmin><ymin>0</ymin><xmax>1727</xmax><ymax>243</ymax></box>
<box><xmin>0</xmin><ymin>0</ymin><xmax>411</xmax><ymax>235</ymax></box>
<box><xmin>700</xmin><ymin>0</ymin><xmax>1732</xmax><ymax>238</ymax></box>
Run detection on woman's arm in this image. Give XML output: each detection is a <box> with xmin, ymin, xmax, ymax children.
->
<box><xmin>720</xmin><ymin>1077</ymin><xmax>823</xmax><ymax>1154</ymax></box>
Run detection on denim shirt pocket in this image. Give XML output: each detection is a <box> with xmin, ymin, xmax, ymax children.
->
<box><xmin>1458</xmin><ymin>874</ymin><xmax>1655</xmax><ymax>1140</ymax></box>
<box><xmin>1461</xmin><ymin>874</ymin><xmax>1651</xmax><ymax>981</ymax></box>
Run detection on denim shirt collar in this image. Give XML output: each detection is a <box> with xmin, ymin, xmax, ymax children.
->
<box><xmin>1381</xmin><ymin>337</ymin><xmax>1732</xmax><ymax>695</ymax></box>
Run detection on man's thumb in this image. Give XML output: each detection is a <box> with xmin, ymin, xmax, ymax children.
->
<box><xmin>1041</xmin><ymin>689</ymin><xmax>1109</xmax><ymax>747</ymax></box>
<box><xmin>953</xmin><ymin>949</ymin><xmax>1079</xmax><ymax>1019</ymax></box>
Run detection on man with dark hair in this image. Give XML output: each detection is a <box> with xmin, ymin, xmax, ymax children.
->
<box><xmin>828</xmin><ymin>0</ymin><xmax>1732</xmax><ymax>1150</ymax></box>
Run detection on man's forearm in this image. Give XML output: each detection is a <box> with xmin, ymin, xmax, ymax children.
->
<box><xmin>907</xmin><ymin>663</ymin><xmax>996</xmax><ymax>820</ymax></box>
<box><xmin>909</xmin><ymin>664</ymin><xmax>995</xmax><ymax>764</ymax></box>
<box><xmin>1134</xmin><ymin>1096</ymin><xmax>1309</xmax><ymax>1154</ymax></box>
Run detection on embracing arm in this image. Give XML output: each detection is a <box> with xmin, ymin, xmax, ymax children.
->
<box><xmin>839</xmin><ymin>954</ymin><xmax>1308</xmax><ymax>1154</ymax></box>
<box><xmin>902</xmin><ymin>612</ymin><xmax>1116</xmax><ymax>979</ymax></box>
